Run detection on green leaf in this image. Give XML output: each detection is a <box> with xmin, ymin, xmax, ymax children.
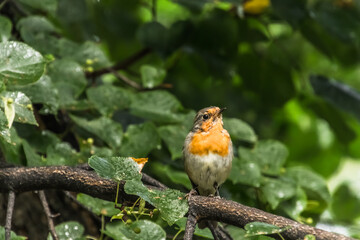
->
<box><xmin>8</xmin><ymin>75</ymin><xmax>59</xmax><ymax>114</ymax></box>
<box><xmin>157</xmin><ymin>124</ymin><xmax>188</xmax><ymax>160</ymax></box>
<box><xmin>86</xmin><ymin>84</ymin><xmax>133</xmax><ymax>116</ymax></box>
<box><xmin>223</xmin><ymin>117</ymin><xmax>257</xmax><ymax>144</ymax></box>
<box><xmin>229</xmin><ymin>158</ymin><xmax>261</xmax><ymax>187</ymax></box>
<box><xmin>0</xmin><ymin>110</ymin><xmax>11</xmax><ymax>142</ymax></box>
<box><xmin>104</xmin><ymin>220</ymin><xmax>166</xmax><ymax>240</ymax></box>
<box><xmin>18</xmin><ymin>0</ymin><xmax>58</xmax><ymax>15</ymax></box>
<box><xmin>0</xmin><ymin>91</ymin><xmax>38</xmax><ymax>126</ymax></box>
<box><xmin>0</xmin><ymin>15</ymin><xmax>12</xmax><ymax>42</ymax></box>
<box><xmin>281</xmin><ymin>187</ymin><xmax>307</xmax><ymax>220</ymax></box>
<box><xmin>285</xmin><ymin>167</ymin><xmax>330</xmax><ymax>208</ymax></box>
<box><xmin>3</xmin><ymin>95</ymin><xmax>15</xmax><ymax>128</ymax></box>
<box><xmin>310</xmin><ymin>75</ymin><xmax>360</xmax><ymax>121</ymax></box>
<box><xmin>152</xmin><ymin>162</ymin><xmax>192</xmax><ymax>190</ymax></box>
<box><xmin>261</xmin><ymin>177</ymin><xmax>297</xmax><ymax>209</ymax></box>
<box><xmin>23</xmin><ymin>140</ymin><xmax>45</xmax><ymax>166</ymax></box>
<box><xmin>46</xmin><ymin>142</ymin><xmax>80</xmax><ymax>166</ymax></box>
<box><xmin>0</xmin><ymin>226</ymin><xmax>26</xmax><ymax>240</ymax></box>
<box><xmin>70</xmin><ymin>115</ymin><xmax>123</xmax><ymax>149</ymax></box>
<box><xmin>0</xmin><ymin>41</ymin><xmax>46</xmax><ymax>85</ymax></box>
<box><xmin>77</xmin><ymin>193</ymin><xmax>120</xmax><ymax>217</ymax></box>
<box><xmin>47</xmin><ymin>221</ymin><xmax>84</xmax><ymax>240</ymax></box>
<box><xmin>331</xmin><ymin>182</ymin><xmax>360</xmax><ymax>222</ymax></box>
<box><xmin>48</xmin><ymin>59</ymin><xmax>87</xmax><ymax>107</ymax></box>
<box><xmin>124</xmin><ymin>179</ymin><xmax>188</xmax><ymax>226</ymax></box>
<box><xmin>17</xmin><ymin>16</ymin><xmax>62</xmax><ymax>55</ymax></box>
<box><xmin>175</xmin><ymin>217</ymin><xmax>213</xmax><ymax>239</ymax></box>
<box><xmin>140</xmin><ymin>65</ymin><xmax>166</xmax><ymax>88</ymax></box>
<box><xmin>88</xmin><ymin>155</ymin><xmax>142</xmax><ymax>182</ymax></box>
<box><xmin>239</xmin><ymin>140</ymin><xmax>288</xmax><ymax>175</ymax></box>
<box><xmin>120</xmin><ymin>122</ymin><xmax>160</xmax><ymax>158</ymax></box>
<box><xmin>244</xmin><ymin>222</ymin><xmax>290</xmax><ymax>237</ymax></box>
<box><xmin>72</xmin><ymin>41</ymin><xmax>111</xmax><ymax>70</ymax></box>
<box><xmin>130</xmin><ymin>90</ymin><xmax>183</xmax><ymax>123</ymax></box>
<box><xmin>15</xmin><ymin>124</ymin><xmax>60</xmax><ymax>153</ymax></box>
<box><xmin>0</xmin><ymin>127</ymin><xmax>23</xmax><ymax>164</ymax></box>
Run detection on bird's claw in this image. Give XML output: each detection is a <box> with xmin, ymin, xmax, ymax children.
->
<box><xmin>186</xmin><ymin>188</ymin><xmax>198</xmax><ymax>200</ymax></box>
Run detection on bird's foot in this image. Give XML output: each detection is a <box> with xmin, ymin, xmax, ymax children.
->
<box><xmin>186</xmin><ymin>188</ymin><xmax>198</xmax><ymax>200</ymax></box>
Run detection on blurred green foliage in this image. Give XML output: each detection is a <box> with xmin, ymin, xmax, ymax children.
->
<box><xmin>1</xmin><ymin>0</ymin><xmax>360</xmax><ymax>238</ymax></box>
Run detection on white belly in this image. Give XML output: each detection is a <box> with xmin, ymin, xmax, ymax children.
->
<box><xmin>184</xmin><ymin>152</ymin><xmax>232</xmax><ymax>196</ymax></box>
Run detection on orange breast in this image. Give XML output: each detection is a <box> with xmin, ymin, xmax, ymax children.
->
<box><xmin>189</xmin><ymin>126</ymin><xmax>230</xmax><ymax>157</ymax></box>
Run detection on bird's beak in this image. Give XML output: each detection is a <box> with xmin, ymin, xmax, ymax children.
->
<box><xmin>217</xmin><ymin>107</ymin><xmax>226</xmax><ymax>116</ymax></box>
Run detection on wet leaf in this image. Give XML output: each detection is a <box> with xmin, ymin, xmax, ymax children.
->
<box><xmin>285</xmin><ymin>167</ymin><xmax>330</xmax><ymax>206</ymax></box>
<box><xmin>230</xmin><ymin>158</ymin><xmax>262</xmax><ymax>187</ymax></box>
<box><xmin>261</xmin><ymin>177</ymin><xmax>297</xmax><ymax>209</ymax></box>
<box><xmin>0</xmin><ymin>41</ymin><xmax>46</xmax><ymax>85</ymax></box>
<box><xmin>23</xmin><ymin>140</ymin><xmax>45</xmax><ymax>166</ymax></box>
<box><xmin>87</xmin><ymin>84</ymin><xmax>133</xmax><ymax>116</ymax></box>
<box><xmin>224</xmin><ymin>118</ymin><xmax>257</xmax><ymax>144</ymax></box>
<box><xmin>281</xmin><ymin>187</ymin><xmax>307</xmax><ymax>220</ymax></box>
<box><xmin>70</xmin><ymin>115</ymin><xmax>123</xmax><ymax>149</ymax></box>
<box><xmin>120</xmin><ymin>122</ymin><xmax>160</xmax><ymax>158</ymax></box>
<box><xmin>47</xmin><ymin>221</ymin><xmax>84</xmax><ymax>240</ymax></box>
<box><xmin>244</xmin><ymin>222</ymin><xmax>290</xmax><ymax>237</ymax></box>
<box><xmin>104</xmin><ymin>220</ymin><xmax>166</xmax><ymax>240</ymax></box>
<box><xmin>0</xmin><ymin>91</ymin><xmax>37</xmax><ymax>126</ymax></box>
<box><xmin>157</xmin><ymin>124</ymin><xmax>188</xmax><ymax>160</ymax></box>
<box><xmin>152</xmin><ymin>162</ymin><xmax>192</xmax><ymax>189</ymax></box>
<box><xmin>72</xmin><ymin>41</ymin><xmax>112</xmax><ymax>70</ymax></box>
<box><xmin>140</xmin><ymin>65</ymin><xmax>166</xmax><ymax>88</ymax></box>
<box><xmin>77</xmin><ymin>193</ymin><xmax>120</xmax><ymax>217</ymax></box>
<box><xmin>88</xmin><ymin>155</ymin><xmax>142</xmax><ymax>182</ymax></box>
<box><xmin>130</xmin><ymin>90</ymin><xmax>183</xmax><ymax>123</ymax></box>
<box><xmin>239</xmin><ymin>140</ymin><xmax>288</xmax><ymax>175</ymax></box>
<box><xmin>46</xmin><ymin>142</ymin><xmax>80</xmax><ymax>166</ymax></box>
<box><xmin>3</xmin><ymin>96</ymin><xmax>15</xmax><ymax>128</ymax></box>
<box><xmin>8</xmin><ymin>75</ymin><xmax>59</xmax><ymax>114</ymax></box>
<box><xmin>48</xmin><ymin>59</ymin><xmax>87</xmax><ymax>107</ymax></box>
<box><xmin>124</xmin><ymin>179</ymin><xmax>188</xmax><ymax>226</ymax></box>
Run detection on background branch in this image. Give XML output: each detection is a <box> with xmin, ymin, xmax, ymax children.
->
<box><xmin>86</xmin><ymin>48</ymin><xmax>151</xmax><ymax>78</ymax></box>
<box><xmin>5</xmin><ymin>191</ymin><xmax>15</xmax><ymax>240</ymax></box>
<box><xmin>38</xmin><ymin>191</ymin><xmax>59</xmax><ymax>240</ymax></box>
<box><xmin>0</xmin><ymin>166</ymin><xmax>355</xmax><ymax>240</ymax></box>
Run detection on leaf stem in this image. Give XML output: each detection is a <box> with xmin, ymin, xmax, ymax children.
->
<box><xmin>99</xmin><ymin>215</ymin><xmax>105</xmax><ymax>240</ymax></box>
<box><xmin>172</xmin><ymin>229</ymin><xmax>183</xmax><ymax>240</ymax></box>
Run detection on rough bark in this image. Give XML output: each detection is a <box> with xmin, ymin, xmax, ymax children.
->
<box><xmin>0</xmin><ymin>166</ymin><xmax>355</xmax><ymax>240</ymax></box>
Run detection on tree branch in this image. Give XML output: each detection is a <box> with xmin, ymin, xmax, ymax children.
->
<box><xmin>0</xmin><ymin>166</ymin><xmax>355</xmax><ymax>240</ymax></box>
<box><xmin>5</xmin><ymin>191</ymin><xmax>15</xmax><ymax>240</ymax></box>
<box><xmin>86</xmin><ymin>48</ymin><xmax>151</xmax><ymax>78</ymax></box>
<box><xmin>38</xmin><ymin>191</ymin><xmax>59</xmax><ymax>240</ymax></box>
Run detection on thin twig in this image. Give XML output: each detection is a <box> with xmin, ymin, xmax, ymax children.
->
<box><xmin>142</xmin><ymin>173</ymin><xmax>168</xmax><ymax>190</ymax></box>
<box><xmin>0</xmin><ymin>0</ymin><xmax>9</xmax><ymax>11</ymax></box>
<box><xmin>108</xmin><ymin>68</ymin><xmax>142</xmax><ymax>90</ymax></box>
<box><xmin>86</xmin><ymin>48</ymin><xmax>151</xmax><ymax>78</ymax></box>
<box><xmin>63</xmin><ymin>191</ymin><xmax>101</xmax><ymax>222</ymax></box>
<box><xmin>38</xmin><ymin>191</ymin><xmax>59</xmax><ymax>240</ymax></box>
<box><xmin>5</xmin><ymin>191</ymin><xmax>15</xmax><ymax>240</ymax></box>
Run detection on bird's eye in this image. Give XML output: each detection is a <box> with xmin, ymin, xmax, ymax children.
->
<box><xmin>203</xmin><ymin>114</ymin><xmax>209</xmax><ymax>120</ymax></box>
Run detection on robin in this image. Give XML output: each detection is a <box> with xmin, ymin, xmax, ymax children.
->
<box><xmin>183</xmin><ymin>106</ymin><xmax>233</xmax><ymax>228</ymax></box>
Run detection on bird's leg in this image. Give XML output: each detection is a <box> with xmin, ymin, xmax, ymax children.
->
<box><xmin>213</xmin><ymin>182</ymin><xmax>221</xmax><ymax>199</ymax></box>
